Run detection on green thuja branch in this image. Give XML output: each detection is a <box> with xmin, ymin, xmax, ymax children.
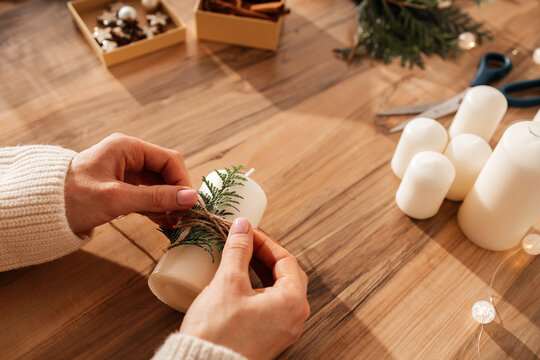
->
<box><xmin>334</xmin><ymin>0</ymin><xmax>494</xmax><ymax>68</ymax></box>
<box><xmin>158</xmin><ymin>165</ymin><xmax>247</xmax><ymax>262</ymax></box>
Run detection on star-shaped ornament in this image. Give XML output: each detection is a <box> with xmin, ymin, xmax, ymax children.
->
<box><xmin>141</xmin><ymin>25</ymin><xmax>159</xmax><ymax>39</ymax></box>
<box><xmin>101</xmin><ymin>39</ymin><xmax>118</xmax><ymax>53</ymax></box>
<box><xmin>93</xmin><ymin>26</ymin><xmax>113</xmax><ymax>44</ymax></box>
<box><xmin>146</xmin><ymin>11</ymin><xmax>169</xmax><ymax>27</ymax></box>
<box><xmin>97</xmin><ymin>10</ymin><xmax>118</xmax><ymax>27</ymax></box>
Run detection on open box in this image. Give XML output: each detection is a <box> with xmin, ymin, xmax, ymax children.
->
<box><xmin>195</xmin><ymin>0</ymin><xmax>284</xmax><ymax>51</ymax></box>
<box><xmin>68</xmin><ymin>0</ymin><xmax>186</xmax><ymax>66</ymax></box>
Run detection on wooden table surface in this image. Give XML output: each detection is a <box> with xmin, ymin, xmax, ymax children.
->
<box><xmin>1</xmin><ymin>0</ymin><xmax>539</xmax><ymax>359</ymax></box>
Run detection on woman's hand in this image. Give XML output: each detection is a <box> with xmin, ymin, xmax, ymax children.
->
<box><xmin>64</xmin><ymin>133</ymin><xmax>198</xmax><ymax>234</ymax></box>
<box><xmin>180</xmin><ymin>218</ymin><xmax>310</xmax><ymax>360</ymax></box>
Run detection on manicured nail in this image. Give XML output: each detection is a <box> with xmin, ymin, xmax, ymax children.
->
<box><xmin>176</xmin><ymin>189</ymin><xmax>197</xmax><ymax>206</ymax></box>
<box><xmin>229</xmin><ymin>217</ymin><xmax>249</xmax><ymax>235</ymax></box>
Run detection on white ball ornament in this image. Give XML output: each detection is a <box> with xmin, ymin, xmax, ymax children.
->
<box><xmin>141</xmin><ymin>0</ymin><xmax>159</xmax><ymax>12</ymax></box>
<box><xmin>118</xmin><ymin>5</ymin><xmax>138</xmax><ymax>22</ymax></box>
<box><xmin>533</xmin><ymin>48</ymin><xmax>540</xmax><ymax>65</ymax></box>
<box><xmin>472</xmin><ymin>300</ymin><xmax>495</xmax><ymax>324</ymax></box>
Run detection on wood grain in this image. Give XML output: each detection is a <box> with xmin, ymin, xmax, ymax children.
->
<box><xmin>0</xmin><ymin>0</ymin><xmax>539</xmax><ymax>359</ymax></box>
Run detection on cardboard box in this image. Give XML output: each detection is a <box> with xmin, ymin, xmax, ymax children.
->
<box><xmin>195</xmin><ymin>0</ymin><xmax>284</xmax><ymax>51</ymax></box>
<box><xmin>68</xmin><ymin>0</ymin><xmax>186</xmax><ymax>66</ymax></box>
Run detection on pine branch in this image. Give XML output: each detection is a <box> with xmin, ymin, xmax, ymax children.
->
<box><xmin>334</xmin><ymin>0</ymin><xmax>494</xmax><ymax>68</ymax></box>
<box><xmin>158</xmin><ymin>165</ymin><xmax>247</xmax><ymax>262</ymax></box>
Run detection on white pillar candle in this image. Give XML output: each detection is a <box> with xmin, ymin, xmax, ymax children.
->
<box><xmin>449</xmin><ymin>85</ymin><xmax>508</xmax><ymax>142</ymax></box>
<box><xmin>391</xmin><ymin>117</ymin><xmax>448</xmax><ymax>179</ymax></box>
<box><xmin>396</xmin><ymin>151</ymin><xmax>455</xmax><ymax>220</ymax></box>
<box><xmin>444</xmin><ymin>134</ymin><xmax>492</xmax><ymax>201</ymax></box>
<box><xmin>533</xmin><ymin>109</ymin><xmax>540</xmax><ymax>122</ymax></box>
<box><xmin>148</xmin><ymin>169</ymin><xmax>267</xmax><ymax>312</ymax></box>
<box><xmin>458</xmin><ymin>121</ymin><xmax>540</xmax><ymax>251</ymax></box>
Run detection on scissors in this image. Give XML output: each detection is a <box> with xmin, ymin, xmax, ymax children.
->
<box><xmin>378</xmin><ymin>52</ymin><xmax>540</xmax><ymax>133</ymax></box>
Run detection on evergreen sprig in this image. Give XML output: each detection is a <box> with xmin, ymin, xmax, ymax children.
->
<box><xmin>158</xmin><ymin>165</ymin><xmax>247</xmax><ymax>261</ymax></box>
<box><xmin>334</xmin><ymin>0</ymin><xmax>494</xmax><ymax>68</ymax></box>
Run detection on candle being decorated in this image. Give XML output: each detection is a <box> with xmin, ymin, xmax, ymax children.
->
<box><xmin>458</xmin><ymin>121</ymin><xmax>540</xmax><ymax>251</ymax></box>
<box><xmin>148</xmin><ymin>166</ymin><xmax>267</xmax><ymax>312</ymax></box>
<box><xmin>449</xmin><ymin>85</ymin><xmax>507</xmax><ymax>142</ymax></box>
<box><xmin>444</xmin><ymin>134</ymin><xmax>492</xmax><ymax>201</ymax></box>
<box><xmin>396</xmin><ymin>151</ymin><xmax>455</xmax><ymax>219</ymax></box>
<box><xmin>391</xmin><ymin>117</ymin><xmax>448</xmax><ymax>179</ymax></box>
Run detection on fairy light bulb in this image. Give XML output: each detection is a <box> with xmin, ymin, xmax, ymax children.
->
<box><xmin>472</xmin><ymin>300</ymin><xmax>495</xmax><ymax>324</ymax></box>
<box><xmin>522</xmin><ymin>234</ymin><xmax>540</xmax><ymax>255</ymax></box>
<box><xmin>457</xmin><ymin>32</ymin><xmax>477</xmax><ymax>50</ymax></box>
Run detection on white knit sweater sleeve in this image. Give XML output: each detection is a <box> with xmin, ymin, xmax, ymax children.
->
<box><xmin>152</xmin><ymin>333</ymin><xmax>247</xmax><ymax>360</ymax></box>
<box><xmin>0</xmin><ymin>145</ymin><xmax>90</xmax><ymax>271</ymax></box>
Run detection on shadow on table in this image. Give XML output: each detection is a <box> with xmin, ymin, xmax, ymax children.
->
<box><xmin>484</xmin><ymin>319</ymin><xmax>539</xmax><ymax>360</ymax></box>
<box><xmin>413</xmin><ymin>200</ymin><xmax>540</xmax><ymax>355</ymax></box>
<box><xmin>108</xmin><ymin>42</ymin><xmax>227</xmax><ymax>106</ymax></box>
<box><xmin>211</xmin><ymin>11</ymin><xmax>370</xmax><ymax>114</ymax></box>
<box><xmin>0</xmin><ymin>250</ymin><xmax>179</xmax><ymax>360</ymax></box>
<box><xmin>278</xmin><ymin>260</ymin><xmax>395</xmax><ymax>359</ymax></box>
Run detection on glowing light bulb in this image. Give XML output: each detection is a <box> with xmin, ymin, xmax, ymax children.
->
<box><xmin>472</xmin><ymin>300</ymin><xmax>495</xmax><ymax>324</ymax></box>
<box><xmin>522</xmin><ymin>234</ymin><xmax>540</xmax><ymax>255</ymax></box>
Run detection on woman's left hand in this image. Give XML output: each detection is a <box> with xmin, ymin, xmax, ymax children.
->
<box><xmin>64</xmin><ymin>133</ymin><xmax>198</xmax><ymax>234</ymax></box>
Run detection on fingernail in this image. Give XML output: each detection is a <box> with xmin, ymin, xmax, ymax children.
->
<box><xmin>176</xmin><ymin>189</ymin><xmax>197</xmax><ymax>206</ymax></box>
<box><xmin>229</xmin><ymin>217</ymin><xmax>249</xmax><ymax>235</ymax></box>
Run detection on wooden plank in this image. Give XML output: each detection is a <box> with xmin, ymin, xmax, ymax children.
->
<box><xmin>0</xmin><ymin>224</ymin><xmax>155</xmax><ymax>359</ymax></box>
<box><xmin>0</xmin><ymin>0</ymin><xmax>539</xmax><ymax>358</ymax></box>
<box><xmin>19</xmin><ymin>270</ymin><xmax>181</xmax><ymax>360</ymax></box>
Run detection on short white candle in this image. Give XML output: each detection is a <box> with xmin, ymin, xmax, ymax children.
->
<box><xmin>458</xmin><ymin>121</ymin><xmax>540</xmax><ymax>251</ymax></box>
<box><xmin>444</xmin><ymin>134</ymin><xmax>492</xmax><ymax>201</ymax></box>
<box><xmin>148</xmin><ymin>169</ymin><xmax>267</xmax><ymax>312</ymax></box>
<box><xmin>533</xmin><ymin>109</ymin><xmax>540</xmax><ymax>123</ymax></box>
<box><xmin>391</xmin><ymin>117</ymin><xmax>448</xmax><ymax>179</ymax></box>
<box><xmin>449</xmin><ymin>85</ymin><xmax>507</xmax><ymax>142</ymax></box>
<box><xmin>396</xmin><ymin>151</ymin><xmax>455</xmax><ymax>220</ymax></box>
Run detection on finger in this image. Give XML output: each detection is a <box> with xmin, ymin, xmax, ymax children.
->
<box><xmin>110</xmin><ymin>183</ymin><xmax>198</xmax><ymax>215</ymax></box>
<box><xmin>252</xmin><ymin>229</ymin><xmax>307</xmax><ymax>290</ymax></box>
<box><xmin>216</xmin><ymin>218</ymin><xmax>253</xmax><ymax>282</ymax></box>
<box><xmin>273</xmin><ymin>256</ymin><xmax>308</xmax><ymax>292</ymax></box>
<box><xmin>122</xmin><ymin>136</ymin><xmax>192</xmax><ymax>187</ymax></box>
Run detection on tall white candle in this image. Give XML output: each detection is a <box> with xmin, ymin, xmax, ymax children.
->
<box><xmin>458</xmin><ymin>121</ymin><xmax>540</xmax><ymax>251</ymax></box>
<box><xmin>533</xmin><ymin>109</ymin><xmax>540</xmax><ymax>122</ymax></box>
<box><xmin>444</xmin><ymin>134</ymin><xmax>492</xmax><ymax>201</ymax></box>
<box><xmin>391</xmin><ymin>117</ymin><xmax>448</xmax><ymax>179</ymax></box>
<box><xmin>148</xmin><ymin>169</ymin><xmax>267</xmax><ymax>312</ymax></box>
<box><xmin>449</xmin><ymin>85</ymin><xmax>507</xmax><ymax>142</ymax></box>
<box><xmin>396</xmin><ymin>151</ymin><xmax>455</xmax><ymax>220</ymax></box>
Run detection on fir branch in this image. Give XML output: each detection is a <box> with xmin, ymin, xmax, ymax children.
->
<box><xmin>334</xmin><ymin>0</ymin><xmax>494</xmax><ymax>68</ymax></box>
<box><xmin>157</xmin><ymin>165</ymin><xmax>247</xmax><ymax>262</ymax></box>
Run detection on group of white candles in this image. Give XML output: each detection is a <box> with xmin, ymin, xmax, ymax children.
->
<box><xmin>393</xmin><ymin>85</ymin><xmax>540</xmax><ymax>251</ymax></box>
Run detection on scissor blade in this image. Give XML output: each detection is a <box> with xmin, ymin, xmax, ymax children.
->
<box><xmin>388</xmin><ymin>89</ymin><xmax>470</xmax><ymax>133</ymax></box>
<box><xmin>416</xmin><ymin>89</ymin><xmax>469</xmax><ymax>119</ymax></box>
<box><xmin>377</xmin><ymin>99</ymin><xmax>447</xmax><ymax>116</ymax></box>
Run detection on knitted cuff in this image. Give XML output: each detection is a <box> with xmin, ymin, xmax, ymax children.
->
<box><xmin>0</xmin><ymin>145</ymin><xmax>91</xmax><ymax>271</ymax></box>
<box><xmin>152</xmin><ymin>333</ymin><xmax>247</xmax><ymax>360</ymax></box>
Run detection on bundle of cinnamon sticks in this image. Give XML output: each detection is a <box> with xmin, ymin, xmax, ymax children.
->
<box><xmin>203</xmin><ymin>0</ymin><xmax>290</xmax><ymax>21</ymax></box>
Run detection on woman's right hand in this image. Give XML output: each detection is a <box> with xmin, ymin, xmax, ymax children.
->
<box><xmin>179</xmin><ymin>217</ymin><xmax>310</xmax><ymax>360</ymax></box>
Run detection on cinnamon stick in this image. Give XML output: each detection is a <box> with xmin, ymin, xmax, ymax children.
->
<box><xmin>249</xmin><ymin>2</ymin><xmax>287</xmax><ymax>15</ymax></box>
<box><xmin>207</xmin><ymin>0</ymin><xmax>275</xmax><ymax>20</ymax></box>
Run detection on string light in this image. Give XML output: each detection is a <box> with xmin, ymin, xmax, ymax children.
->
<box><xmin>472</xmin><ymin>234</ymin><xmax>540</xmax><ymax>359</ymax></box>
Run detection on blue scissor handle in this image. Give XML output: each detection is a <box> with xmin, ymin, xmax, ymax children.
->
<box><xmin>470</xmin><ymin>52</ymin><xmax>513</xmax><ymax>87</ymax></box>
<box><xmin>499</xmin><ymin>78</ymin><xmax>540</xmax><ymax>108</ymax></box>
